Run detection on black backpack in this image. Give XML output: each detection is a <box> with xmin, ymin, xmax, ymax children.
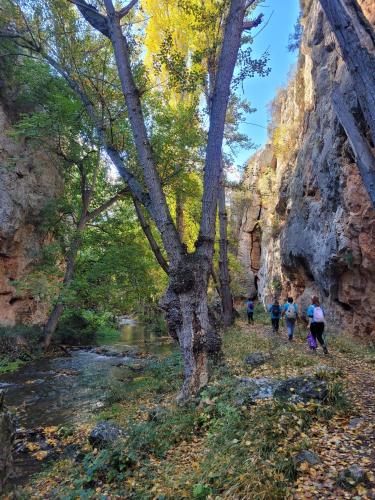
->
<box><xmin>272</xmin><ymin>304</ymin><xmax>280</xmax><ymax>316</ymax></box>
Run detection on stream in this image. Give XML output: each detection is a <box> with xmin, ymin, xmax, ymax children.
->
<box><xmin>0</xmin><ymin>322</ymin><xmax>173</xmax><ymax>482</ymax></box>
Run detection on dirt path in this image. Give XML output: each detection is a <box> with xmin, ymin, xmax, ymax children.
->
<box><xmin>292</xmin><ymin>351</ymin><xmax>375</xmax><ymax>499</ymax></box>
<box><xmin>252</xmin><ymin>322</ymin><xmax>375</xmax><ymax>499</ymax></box>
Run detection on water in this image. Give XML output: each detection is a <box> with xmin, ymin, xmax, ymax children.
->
<box><xmin>0</xmin><ymin>322</ymin><xmax>174</xmax><ymax>481</ymax></box>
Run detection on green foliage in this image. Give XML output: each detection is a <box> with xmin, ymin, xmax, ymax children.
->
<box><xmin>0</xmin><ymin>325</ymin><xmax>42</xmax><ymax>372</ymax></box>
<box><xmin>55</xmin><ymin>310</ymin><xmax>119</xmax><ymax>345</ymax></box>
<box><xmin>0</xmin><ymin>357</ymin><xmax>25</xmax><ymax>374</ymax></box>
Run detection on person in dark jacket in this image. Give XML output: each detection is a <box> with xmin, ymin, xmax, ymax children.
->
<box><xmin>246</xmin><ymin>297</ymin><xmax>254</xmax><ymax>324</ymax></box>
<box><xmin>268</xmin><ymin>299</ymin><xmax>282</xmax><ymax>333</ymax></box>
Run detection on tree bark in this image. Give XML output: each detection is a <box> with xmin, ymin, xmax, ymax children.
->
<box><xmin>176</xmin><ymin>191</ymin><xmax>185</xmax><ymax>242</ymax></box>
<box><xmin>160</xmin><ymin>256</ymin><xmax>220</xmax><ymax>400</ymax></box>
<box><xmin>218</xmin><ymin>178</ymin><xmax>234</xmax><ymax>326</ymax></box>
<box><xmin>319</xmin><ymin>0</ymin><xmax>375</xmax><ymax>147</ymax></box>
<box><xmin>333</xmin><ymin>88</ymin><xmax>375</xmax><ymax>206</ymax></box>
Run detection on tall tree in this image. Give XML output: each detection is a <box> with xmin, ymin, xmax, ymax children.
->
<box><xmin>1</xmin><ymin>0</ymin><xmax>265</xmax><ymax>399</ymax></box>
<box><xmin>73</xmin><ymin>0</ymin><xmax>258</xmax><ymax>399</ymax></box>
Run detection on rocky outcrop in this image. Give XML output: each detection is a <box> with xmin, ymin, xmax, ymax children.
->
<box><xmin>0</xmin><ymin>101</ymin><xmax>62</xmax><ymax>325</ymax></box>
<box><xmin>237</xmin><ymin>0</ymin><xmax>375</xmax><ymax>338</ymax></box>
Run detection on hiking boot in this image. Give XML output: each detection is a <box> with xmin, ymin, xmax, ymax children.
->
<box><xmin>323</xmin><ymin>345</ymin><xmax>329</xmax><ymax>355</ymax></box>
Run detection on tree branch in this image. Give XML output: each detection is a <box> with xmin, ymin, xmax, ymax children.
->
<box><xmin>245</xmin><ymin>0</ymin><xmax>257</xmax><ymax>8</ymax></box>
<box><xmin>197</xmin><ymin>0</ymin><xmax>249</xmax><ymax>255</ymax></box>
<box><xmin>243</xmin><ymin>13</ymin><xmax>264</xmax><ymax>31</ymax></box>
<box><xmin>86</xmin><ymin>188</ymin><xmax>129</xmax><ymax>221</ymax></box>
<box><xmin>118</xmin><ymin>0</ymin><xmax>138</xmax><ymax>19</ymax></box>
<box><xmin>132</xmin><ymin>197</ymin><xmax>169</xmax><ymax>274</ymax></box>
<box><xmin>68</xmin><ymin>0</ymin><xmax>110</xmax><ymax>37</ymax></box>
<box><xmin>332</xmin><ymin>86</ymin><xmax>375</xmax><ymax>208</ymax></box>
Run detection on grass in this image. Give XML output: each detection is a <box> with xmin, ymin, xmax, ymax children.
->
<box><xmin>0</xmin><ymin>357</ymin><xmax>25</xmax><ymax>374</ymax></box>
<box><xmin>21</xmin><ymin>319</ymin><xmax>356</xmax><ymax>499</ymax></box>
<box><xmin>327</xmin><ymin>331</ymin><xmax>375</xmax><ymax>360</ymax></box>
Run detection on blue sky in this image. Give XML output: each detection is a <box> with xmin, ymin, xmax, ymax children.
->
<box><xmin>235</xmin><ymin>0</ymin><xmax>300</xmax><ymax>167</ymax></box>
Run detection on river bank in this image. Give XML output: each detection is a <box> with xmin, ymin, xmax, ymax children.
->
<box><xmin>3</xmin><ymin>316</ymin><xmax>374</xmax><ymax>498</ymax></box>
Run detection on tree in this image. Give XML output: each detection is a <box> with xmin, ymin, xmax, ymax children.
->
<box><xmin>9</xmin><ymin>61</ymin><xmax>131</xmax><ymax>347</ymax></box>
<box><xmin>74</xmin><ymin>0</ymin><xmax>261</xmax><ymax>399</ymax></box>
<box><xmin>318</xmin><ymin>0</ymin><xmax>375</xmax><ymax>206</ymax></box>
<box><xmin>1</xmin><ymin>0</ymin><xmax>265</xmax><ymax>399</ymax></box>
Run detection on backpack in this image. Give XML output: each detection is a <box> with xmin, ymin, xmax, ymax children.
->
<box><xmin>313</xmin><ymin>306</ymin><xmax>325</xmax><ymax>323</ymax></box>
<box><xmin>307</xmin><ymin>331</ymin><xmax>317</xmax><ymax>349</ymax></box>
<box><xmin>247</xmin><ymin>301</ymin><xmax>254</xmax><ymax>312</ymax></box>
<box><xmin>286</xmin><ymin>304</ymin><xmax>296</xmax><ymax>320</ymax></box>
<box><xmin>271</xmin><ymin>304</ymin><xmax>280</xmax><ymax>317</ymax></box>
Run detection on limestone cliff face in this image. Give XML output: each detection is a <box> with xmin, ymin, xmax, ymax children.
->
<box><xmin>0</xmin><ymin>102</ymin><xmax>62</xmax><ymax>325</ymax></box>
<box><xmin>237</xmin><ymin>0</ymin><xmax>375</xmax><ymax>338</ymax></box>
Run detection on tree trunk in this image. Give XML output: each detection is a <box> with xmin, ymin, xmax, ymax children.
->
<box><xmin>218</xmin><ymin>179</ymin><xmax>234</xmax><ymax>326</ymax></box>
<box><xmin>0</xmin><ymin>392</ymin><xmax>15</xmax><ymax>494</ymax></box>
<box><xmin>73</xmin><ymin>0</ymin><xmax>250</xmax><ymax>399</ymax></box>
<box><xmin>160</xmin><ymin>257</ymin><xmax>220</xmax><ymax>400</ymax></box>
<box><xmin>43</xmin><ymin>238</ymin><xmax>82</xmax><ymax>349</ymax></box>
<box><xmin>319</xmin><ymin>0</ymin><xmax>375</xmax><ymax>147</ymax></box>
<box><xmin>333</xmin><ymin>88</ymin><xmax>375</xmax><ymax>206</ymax></box>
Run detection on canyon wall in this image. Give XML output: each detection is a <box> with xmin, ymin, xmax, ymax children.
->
<box><xmin>237</xmin><ymin>0</ymin><xmax>375</xmax><ymax>338</ymax></box>
<box><xmin>0</xmin><ymin>97</ymin><xmax>62</xmax><ymax>326</ymax></box>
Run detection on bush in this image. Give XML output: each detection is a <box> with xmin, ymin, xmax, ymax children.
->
<box><xmin>0</xmin><ymin>324</ymin><xmax>42</xmax><ymax>373</ymax></box>
<box><xmin>55</xmin><ymin>309</ymin><xmax>120</xmax><ymax>345</ymax></box>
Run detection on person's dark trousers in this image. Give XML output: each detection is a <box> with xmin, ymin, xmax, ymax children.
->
<box><xmin>247</xmin><ymin>312</ymin><xmax>254</xmax><ymax>324</ymax></box>
<box><xmin>310</xmin><ymin>322</ymin><xmax>328</xmax><ymax>353</ymax></box>
<box><xmin>271</xmin><ymin>318</ymin><xmax>280</xmax><ymax>333</ymax></box>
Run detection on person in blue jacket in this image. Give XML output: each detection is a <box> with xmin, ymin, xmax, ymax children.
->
<box><xmin>268</xmin><ymin>299</ymin><xmax>282</xmax><ymax>333</ymax></box>
<box><xmin>245</xmin><ymin>297</ymin><xmax>254</xmax><ymax>324</ymax></box>
<box><xmin>283</xmin><ymin>297</ymin><xmax>298</xmax><ymax>341</ymax></box>
<box><xmin>307</xmin><ymin>295</ymin><xmax>328</xmax><ymax>354</ymax></box>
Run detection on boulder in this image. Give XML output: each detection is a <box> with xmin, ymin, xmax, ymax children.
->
<box><xmin>244</xmin><ymin>352</ymin><xmax>270</xmax><ymax>369</ymax></box>
<box><xmin>338</xmin><ymin>464</ymin><xmax>366</xmax><ymax>489</ymax></box>
<box><xmin>348</xmin><ymin>417</ymin><xmax>364</xmax><ymax>429</ymax></box>
<box><xmin>89</xmin><ymin>421</ymin><xmax>124</xmax><ymax>448</ymax></box>
<box><xmin>237</xmin><ymin>377</ymin><xmax>280</xmax><ymax>405</ymax></box>
<box><xmin>274</xmin><ymin>376</ymin><xmax>328</xmax><ymax>403</ymax></box>
<box><xmin>293</xmin><ymin>450</ymin><xmax>321</xmax><ymax>466</ymax></box>
<box><xmin>237</xmin><ymin>374</ymin><xmax>328</xmax><ymax>405</ymax></box>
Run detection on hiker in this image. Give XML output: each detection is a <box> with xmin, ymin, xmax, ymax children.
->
<box><xmin>283</xmin><ymin>297</ymin><xmax>298</xmax><ymax>341</ymax></box>
<box><xmin>268</xmin><ymin>299</ymin><xmax>282</xmax><ymax>333</ymax></box>
<box><xmin>246</xmin><ymin>297</ymin><xmax>254</xmax><ymax>324</ymax></box>
<box><xmin>307</xmin><ymin>295</ymin><xmax>328</xmax><ymax>354</ymax></box>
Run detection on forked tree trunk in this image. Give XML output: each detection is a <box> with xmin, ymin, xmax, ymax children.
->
<box><xmin>218</xmin><ymin>179</ymin><xmax>234</xmax><ymax>326</ymax></box>
<box><xmin>72</xmin><ymin>0</ymin><xmax>251</xmax><ymax>399</ymax></box>
<box><xmin>161</xmin><ymin>257</ymin><xmax>219</xmax><ymax>400</ymax></box>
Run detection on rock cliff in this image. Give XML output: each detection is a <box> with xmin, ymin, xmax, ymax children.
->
<box><xmin>0</xmin><ymin>98</ymin><xmax>62</xmax><ymax>326</ymax></box>
<box><xmin>237</xmin><ymin>0</ymin><xmax>375</xmax><ymax>338</ymax></box>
